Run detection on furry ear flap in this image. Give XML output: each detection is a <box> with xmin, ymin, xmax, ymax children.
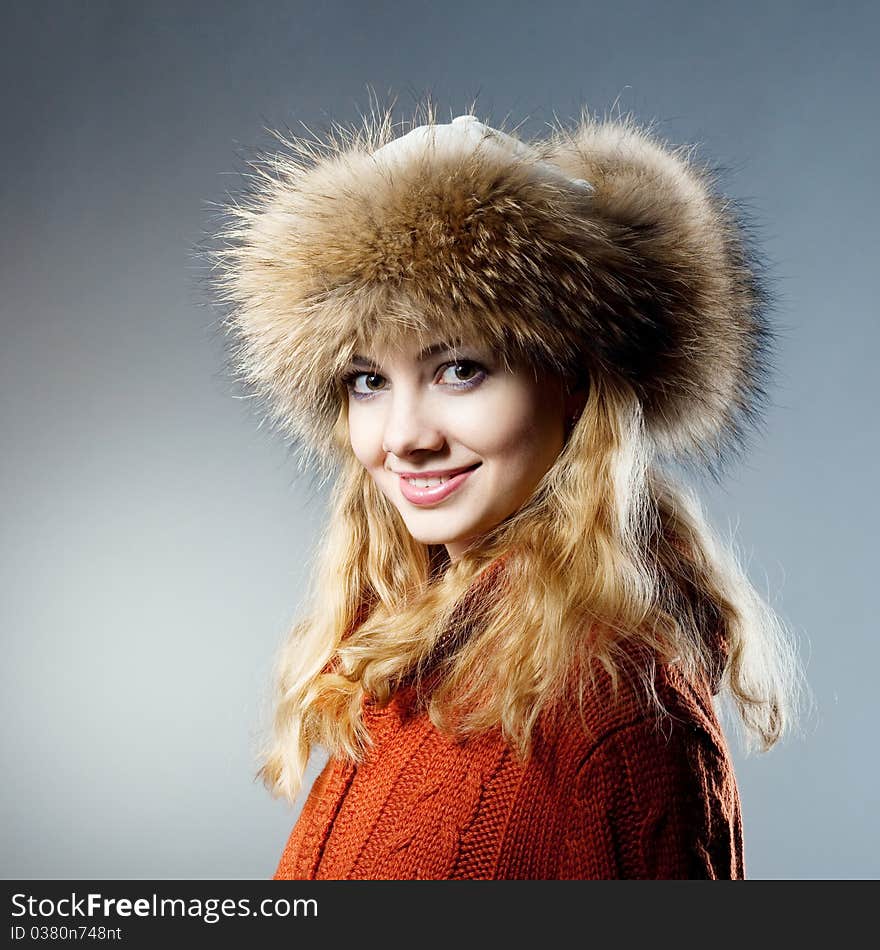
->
<box><xmin>538</xmin><ymin>113</ymin><xmax>774</xmax><ymax>474</ymax></box>
<box><xmin>212</xmin><ymin>106</ymin><xmax>774</xmax><ymax>479</ymax></box>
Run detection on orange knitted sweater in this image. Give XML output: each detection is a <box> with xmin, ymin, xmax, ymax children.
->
<box><xmin>273</xmin><ymin>648</ymin><xmax>744</xmax><ymax>880</ymax></box>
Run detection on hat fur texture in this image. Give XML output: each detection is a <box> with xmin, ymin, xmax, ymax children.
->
<box><xmin>215</xmin><ymin>107</ymin><xmax>773</xmax><ymax>477</ymax></box>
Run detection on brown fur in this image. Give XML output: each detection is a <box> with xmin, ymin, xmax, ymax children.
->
<box><xmin>213</xmin><ymin>106</ymin><xmax>773</xmax><ymax>477</ymax></box>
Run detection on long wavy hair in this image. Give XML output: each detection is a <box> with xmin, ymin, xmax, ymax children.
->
<box><xmin>256</xmin><ymin>364</ymin><xmax>805</xmax><ymax>804</ymax></box>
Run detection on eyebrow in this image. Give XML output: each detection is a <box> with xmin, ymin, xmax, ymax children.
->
<box><xmin>349</xmin><ymin>341</ymin><xmax>465</xmax><ymax>368</ymax></box>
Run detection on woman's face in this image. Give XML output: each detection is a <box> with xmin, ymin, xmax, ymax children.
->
<box><xmin>343</xmin><ymin>334</ymin><xmax>581</xmax><ymax>561</ymax></box>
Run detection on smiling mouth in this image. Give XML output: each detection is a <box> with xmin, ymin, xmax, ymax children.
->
<box><xmin>397</xmin><ymin>463</ymin><xmax>481</xmax><ymax>505</ymax></box>
<box><xmin>398</xmin><ymin>463</ymin><xmax>481</xmax><ymax>487</ymax></box>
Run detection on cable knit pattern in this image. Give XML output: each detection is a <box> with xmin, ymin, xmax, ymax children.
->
<box><xmin>273</xmin><ymin>655</ymin><xmax>744</xmax><ymax>880</ymax></box>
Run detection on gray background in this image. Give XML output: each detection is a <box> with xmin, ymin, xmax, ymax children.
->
<box><xmin>2</xmin><ymin>0</ymin><xmax>877</xmax><ymax>879</ymax></box>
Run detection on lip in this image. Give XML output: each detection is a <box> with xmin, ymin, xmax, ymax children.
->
<box><xmin>397</xmin><ymin>463</ymin><xmax>480</xmax><ymax>507</ymax></box>
<box><xmin>395</xmin><ymin>463</ymin><xmax>479</xmax><ymax>478</ymax></box>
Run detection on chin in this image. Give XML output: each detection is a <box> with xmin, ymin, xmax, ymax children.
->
<box><xmin>397</xmin><ymin>513</ymin><xmax>468</xmax><ymax>547</ymax></box>
<box><xmin>402</xmin><ymin>525</ymin><xmax>458</xmax><ymax>547</ymax></box>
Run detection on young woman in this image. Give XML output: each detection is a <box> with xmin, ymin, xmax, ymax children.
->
<box><xmin>214</xmin><ymin>106</ymin><xmax>802</xmax><ymax>879</ymax></box>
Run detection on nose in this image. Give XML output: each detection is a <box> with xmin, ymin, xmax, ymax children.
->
<box><xmin>380</xmin><ymin>388</ymin><xmax>446</xmax><ymax>458</ymax></box>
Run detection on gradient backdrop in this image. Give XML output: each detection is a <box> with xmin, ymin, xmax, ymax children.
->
<box><xmin>2</xmin><ymin>0</ymin><xmax>877</xmax><ymax>879</ymax></box>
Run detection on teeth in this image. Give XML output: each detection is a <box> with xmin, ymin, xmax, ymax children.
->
<box><xmin>407</xmin><ymin>476</ymin><xmax>449</xmax><ymax>488</ymax></box>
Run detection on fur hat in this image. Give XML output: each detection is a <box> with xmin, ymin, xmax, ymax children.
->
<box><xmin>213</xmin><ymin>108</ymin><xmax>773</xmax><ymax>478</ymax></box>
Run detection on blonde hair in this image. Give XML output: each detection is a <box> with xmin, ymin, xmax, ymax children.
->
<box><xmin>256</xmin><ymin>369</ymin><xmax>806</xmax><ymax>804</ymax></box>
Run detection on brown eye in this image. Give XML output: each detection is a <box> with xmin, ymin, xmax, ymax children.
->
<box><xmin>344</xmin><ymin>371</ymin><xmax>387</xmax><ymax>397</ymax></box>
<box><xmin>438</xmin><ymin>361</ymin><xmax>486</xmax><ymax>388</ymax></box>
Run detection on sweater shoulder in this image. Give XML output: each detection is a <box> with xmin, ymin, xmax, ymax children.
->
<box><xmin>534</xmin><ymin>650</ymin><xmax>730</xmax><ymax>770</ymax></box>
<box><xmin>493</xmin><ymin>656</ymin><xmax>743</xmax><ymax>878</ymax></box>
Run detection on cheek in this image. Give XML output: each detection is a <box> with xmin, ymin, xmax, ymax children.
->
<box><xmin>347</xmin><ymin>407</ymin><xmax>383</xmax><ymax>469</ymax></box>
<box><xmin>463</xmin><ymin>388</ymin><xmax>562</xmax><ymax>463</ymax></box>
